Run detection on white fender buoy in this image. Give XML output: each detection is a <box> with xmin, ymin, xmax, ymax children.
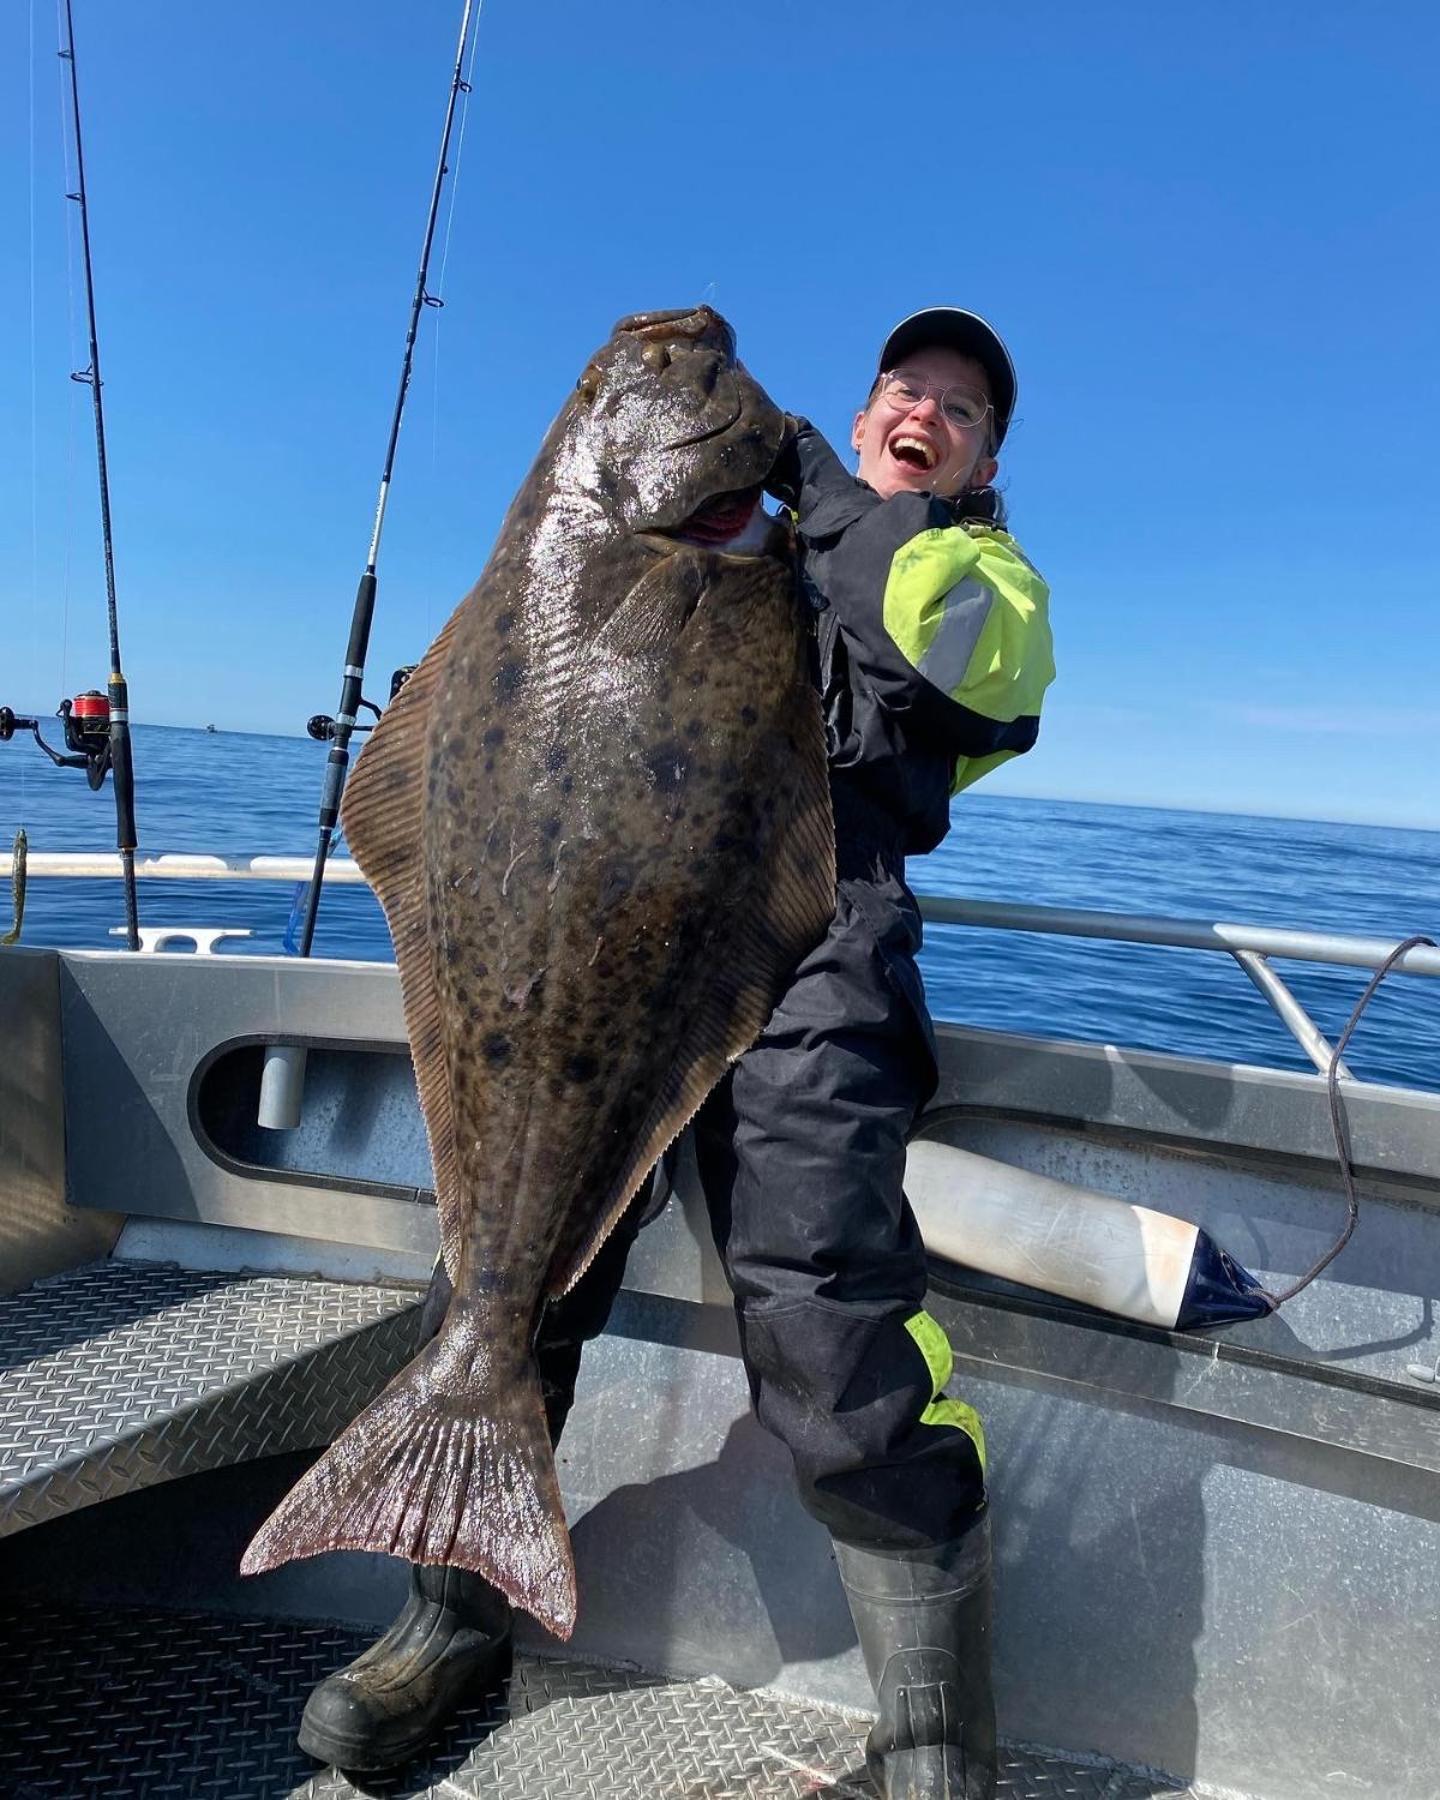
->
<box><xmin>904</xmin><ymin>1139</ymin><xmax>1271</xmax><ymax>1330</ymax></box>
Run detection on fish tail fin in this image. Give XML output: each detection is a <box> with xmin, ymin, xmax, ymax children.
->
<box><xmin>239</xmin><ymin>1318</ymin><xmax>576</xmax><ymax>1637</ymax></box>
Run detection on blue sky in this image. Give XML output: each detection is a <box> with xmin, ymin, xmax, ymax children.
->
<box><xmin>1</xmin><ymin>0</ymin><xmax>1436</xmax><ymax>827</ymax></box>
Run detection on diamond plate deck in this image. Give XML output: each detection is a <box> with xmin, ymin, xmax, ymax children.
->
<box><xmin>0</xmin><ymin>1261</ymin><xmax>421</xmax><ymax>1535</ymax></box>
<box><xmin>0</xmin><ymin>1601</ymin><xmax>1198</xmax><ymax>1799</ymax></box>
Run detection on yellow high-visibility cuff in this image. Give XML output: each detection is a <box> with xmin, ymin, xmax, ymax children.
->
<box><xmin>903</xmin><ymin>1310</ymin><xmax>987</xmax><ymax>1473</ymax></box>
<box><xmin>923</xmin><ymin>1396</ymin><xmax>988</xmax><ymax>1467</ymax></box>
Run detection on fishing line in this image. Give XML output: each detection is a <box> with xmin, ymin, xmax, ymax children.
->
<box><xmin>429</xmin><ymin>0</ymin><xmax>484</xmax><ymax>481</ymax></box>
<box><xmin>295</xmin><ymin>0</ymin><xmax>480</xmax><ymax>959</ymax></box>
<box><xmin>1263</xmin><ymin>932</ymin><xmax>1438</xmax><ymax>1308</ymax></box>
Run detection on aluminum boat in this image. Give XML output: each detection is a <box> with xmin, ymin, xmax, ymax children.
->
<box><xmin>1</xmin><ymin>857</ymin><xmax>1437</xmax><ymax>1799</ymax></box>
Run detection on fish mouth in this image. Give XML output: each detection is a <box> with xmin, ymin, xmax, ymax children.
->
<box><xmin>676</xmin><ymin>486</ymin><xmax>763</xmax><ymax>545</ymax></box>
<box><xmin>646</xmin><ymin>486</ymin><xmax>779</xmax><ymax>556</ymax></box>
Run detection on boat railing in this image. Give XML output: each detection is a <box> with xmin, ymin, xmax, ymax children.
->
<box><xmin>3</xmin><ymin>848</ymin><xmax>1437</xmax><ymax>1081</ymax></box>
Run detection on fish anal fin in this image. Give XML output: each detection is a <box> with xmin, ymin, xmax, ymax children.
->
<box><xmin>340</xmin><ymin>604</ymin><xmax>467</xmax><ymax>1279</ymax></box>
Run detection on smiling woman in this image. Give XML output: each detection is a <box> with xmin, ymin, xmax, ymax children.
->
<box><xmin>855</xmin><ymin>351</ymin><xmax>998</xmax><ymax>494</ymax></box>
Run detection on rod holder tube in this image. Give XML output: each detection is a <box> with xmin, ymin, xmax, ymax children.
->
<box><xmin>258</xmin><ymin>1043</ymin><xmax>308</xmax><ymax>1132</ymax></box>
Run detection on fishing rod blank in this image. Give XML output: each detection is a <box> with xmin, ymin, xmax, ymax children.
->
<box><xmin>295</xmin><ymin>0</ymin><xmax>478</xmax><ymax>963</ymax></box>
<box><xmin>59</xmin><ymin>0</ymin><xmax>140</xmax><ymax>952</ymax></box>
<box><xmin>259</xmin><ymin>0</ymin><xmax>478</xmax><ymax>1130</ymax></box>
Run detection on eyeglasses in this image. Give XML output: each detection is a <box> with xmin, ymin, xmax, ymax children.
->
<box><xmin>876</xmin><ymin>371</ymin><xmax>992</xmax><ymax>432</ymax></box>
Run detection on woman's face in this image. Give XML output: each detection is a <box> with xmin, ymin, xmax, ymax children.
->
<box><xmin>851</xmin><ymin>345</ymin><xmax>999</xmax><ymax>500</ymax></box>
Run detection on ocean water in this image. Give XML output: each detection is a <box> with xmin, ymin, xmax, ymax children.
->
<box><xmin>2</xmin><ymin>722</ymin><xmax>1436</xmax><ymax>1092</ymax></box>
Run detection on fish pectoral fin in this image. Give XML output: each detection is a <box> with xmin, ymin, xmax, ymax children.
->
<box><xmin>240</xmin><ymin>1314</ymin><xmax>577</xmax><ymax>1638</ymax></box>
<box><xmin>341</xmin><ymin>606</ymin><xmax>466</xmax><ymax>1282</ymax></box>
<box><xmin>592</xmin><ymin>551</ymin><xmax>712</xmax><ymax>656</ymax></box>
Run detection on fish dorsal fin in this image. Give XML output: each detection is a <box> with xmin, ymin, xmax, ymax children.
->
<box><xmin>341</xmin><ymin>604</ymin><xmax>466</xmax><ymax>1280</ymax></box>
<box><xmin>547</xmin><ymin>688</ymin><xmax>835</xmax><ymax>1298</ymax></box>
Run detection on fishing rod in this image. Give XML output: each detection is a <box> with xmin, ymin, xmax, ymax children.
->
<box><xmin>0</xmin><ymin>0</ymin><xmax>141</xmax><ymax>950</ymax></box>
<box><xmin>295</xmin><ymin>0</ymin><xmax>479</xmax><ymax>960</ymax></box>
<box><xmin>58</xmin><ymin>0</ymin><xmax>140</xmax><ymax>948</ymax></box>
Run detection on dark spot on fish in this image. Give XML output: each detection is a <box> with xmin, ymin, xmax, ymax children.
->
<box><xmin>598</xmin><ymin>864</ymin><xmax>635</xmax><ymax>909</ymax></box>
<box><xmin>644</xmin><ymin>741</ymin><xmax>689</xmax><ymax>794</ymax></box>
<box><xmin>684</xmin><ymin>718</ymin><xmax>703</xmax><ymax>740</ymax></box>
<box><xmin>483</xmin><ymin>1032</ymin><xmax>512</xmax><ymax>1065</ymax></box>
<box><xmin>484</xmin><ymin>760</ymin><xmax>494</xmax><ymax>775</ymax></box>
<box><xmin>541</xmin><ymin>817</ymin><xmax>562</xmax><ymax>841</ymax></box>
<box><xmin>446</xmin><ymin>782</ymin><xmax>463</xmax><ymax>808</ymax></box>
<box><xmin>468</xmin><ymin>1266</ymin><xmax>515</xmax><ymax>1294</ymax></box>
<box><xmin>496</xmin><ymin>611</ymin><xmax>515</xmax><ymax>635</ymax></box>
<box><xmin>560</xmin><ymin>775</ymin><xmax>574</xmax><ymax>796</ymax></box>
<box><xmin>484</xmin><ymin>726</ymin><xmax>506</xmax><ymax>749</ymax></box>
<box><xmin>544</xmin><ymin>743</ymin><xmax>569</xmax><ymax>772</ymax></box>
<box><xmin>564</xmin><ymin>1051</ymin><xmax>600</xmax><ymax>1084</ymax></box>
<box><xmin>495</xmin><ymin>661</ymin><xmax>526</xmax><ymax>703</ymax></box>
<box><xmin>443</xmin><ymin>940</ymin><xmax>462</xmax><ymax>966</ymax></box>
<box><xmin>740</xmin><ymin>704</ymin><xmax>758</xmax><ymax>726</ymax></box>
<box><xmin>689</xmin><ymin>670</ymin><xmax>706</xmax><ymax>688</ymax></box>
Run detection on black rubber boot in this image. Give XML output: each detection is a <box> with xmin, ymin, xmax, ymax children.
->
<box><xmin>297</xmin><ymin>1562</ymin><xmax>513</xmax><ymax>1772</ymax></box>
<box><xmin>833</xmin><ymin>1516</ymin><xmax>996</xmax><ymax>1800</ymax></box>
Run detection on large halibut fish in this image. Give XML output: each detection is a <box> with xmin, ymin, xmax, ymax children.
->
<box><xmin>242</xmin><ymin>307</ymin><xmax>834</xmax><ymax>1636</ymax></box>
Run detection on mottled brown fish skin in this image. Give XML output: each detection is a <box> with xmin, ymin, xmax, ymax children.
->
<box><xmin>242</xmin><ymin>308</ymin><xmax>835</xmax><ymax>1636</ymax></box>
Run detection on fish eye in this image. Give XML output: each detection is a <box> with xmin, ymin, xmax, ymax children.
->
<box><xmin>576</xmin><ymin>360</ymin><xmax>603</xmax><ymax>404</ymax></box>
<box><xmin>642</xmin><ymin>341</ymin><xmax>672</xmax><ymax>373</ymax></box>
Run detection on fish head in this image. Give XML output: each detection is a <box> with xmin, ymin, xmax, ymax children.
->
<box><xmin>567</xmin><ymin>306</ymin><xmax>788</xmax><ymax>551</ymax></box>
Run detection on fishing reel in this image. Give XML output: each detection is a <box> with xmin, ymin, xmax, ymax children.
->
<box><xmin>306</xmin><ymin>665</ymin><xmax>417</xmax><ymax>742</ymax></box>
<box><xmin>0</xmin><ymin>689</ymin><xmax>113</xmax><ymax>790</ymax></box>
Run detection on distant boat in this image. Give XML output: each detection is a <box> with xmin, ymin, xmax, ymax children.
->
<box><xmin>204</xmin><ymin>724</ymin><xmax>216</xmax><ymax>734</ymax></box>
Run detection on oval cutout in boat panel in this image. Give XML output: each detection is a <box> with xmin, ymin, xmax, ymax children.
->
<box><xmin>193</xmin><ymin>1041</ymin><xmax>435</xmax><ymax>1203</ymax></box>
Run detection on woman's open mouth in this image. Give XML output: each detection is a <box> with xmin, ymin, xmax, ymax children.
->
<box><xmin>886</xmin><ymin>431</ymin><xmax>941</xmax><ymax>474</ymax></box>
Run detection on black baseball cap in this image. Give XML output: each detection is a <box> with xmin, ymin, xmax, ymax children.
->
<box><xmin>877</xmin><ymin>307</ymin><xmax>1017</xmax><ymax>446</ymax></box>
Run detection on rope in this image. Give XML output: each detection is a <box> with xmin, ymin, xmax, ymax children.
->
<box><xmin>1264</xmin><ymin>933</ymin><xmax>1438</xmax><ymax>1307</ymax></box>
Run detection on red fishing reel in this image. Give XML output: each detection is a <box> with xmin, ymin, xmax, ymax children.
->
<box><xmin>0</xmin><ymin>688</ymin><xmax>113</xmax><ymax>787</ymax></box>
<box><xmin>59</xmin><ymin>690</ymin><xmax>113</xmax><ymax>788</ymax></box>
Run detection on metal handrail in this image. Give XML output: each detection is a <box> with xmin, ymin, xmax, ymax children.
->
<box><xmin>919</xmin><ymin>896</ymin><xmax>1440</xmax><ymax>979</ymax></box>
<box><xmin>3</xmin><ymin>850</ymin><xmax>1437</xmax><ymax>976</ymax></box>
<box><xmin>918</xmin><ymin>896</ymin><xmax>1437</xmax><ymax>1076</ymax></box>
<box><xmin>0</xmin><ymin>852</ymin><xmax>368</xmax><ymax>884</ymax></box>
<box><xmin>3</xmin><ymin>847</ymin><xmax>1434</xmax><ymax>1075</ymax></box>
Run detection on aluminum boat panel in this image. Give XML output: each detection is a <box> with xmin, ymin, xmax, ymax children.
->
<box><xmin>0</xmin><ymin>948</ymin><xmax>120</xmax><ymax>1292</ymax></box>
<box><xmin>2</xmin><ymin>943</ymin><xmax>1438</xmax><ymax>1795</ymax></box>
